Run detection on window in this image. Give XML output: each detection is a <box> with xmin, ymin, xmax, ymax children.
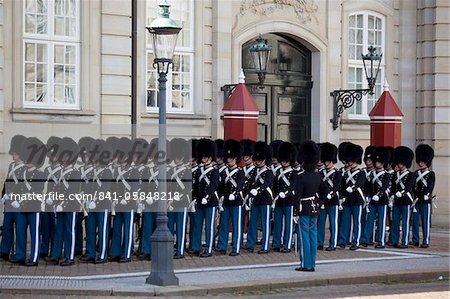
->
<box><xmin>347</xmin><ymin>12</ymin><xmax>385</xmax><ymax>117</ymax></box>
<box><xmin>23</xmin><ymin>0</ymin><xmax>80</xmax><ymax>109</ymax></box>
<box><xmin>146</xmin><ymin>0</ymin><xmax>194</xmax><ymax>113</ymax></box>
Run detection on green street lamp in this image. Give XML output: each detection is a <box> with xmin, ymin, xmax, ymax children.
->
<box><xmin>249</xmin><ymin>34</ymin><xmax>272</xmax><ymax>86</ymax></box>
<box><xmin>145</xmin><ymin>0</ymin><xmax>181</xmax><ymax>286</ymax></box>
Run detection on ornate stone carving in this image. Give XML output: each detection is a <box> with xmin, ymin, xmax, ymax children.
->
<box><xmin>240</xmin><ymin>0</ymin><xmax>318</xmax><ymax>23</ymax></box>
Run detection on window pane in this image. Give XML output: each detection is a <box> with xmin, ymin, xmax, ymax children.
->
<box><xmin>182</xmin><ymin>56</ymin><xmax>190</xmax><ymax>72</ymax></box>
<box><xmin>349</xmin><ymin>45</ymin><xmax>355</xmax><ymax>60</ymax></box>
<box><xmin>172</xmin><ymin>73</ymin><xmax>180</xmax><ymax>90</ymax></box>
<box><xmin>368</xmin><ymin>15</ymin><xmax>374</xmax><ymax>29</ymax></box>
<box><xmin>65</xmin><ymin>66</ymin><xmax>75</xmax><ymax>84</ymax></box>
<box><xmin>36</xmin><ymin>14</ymin><xmax>48</xmax><ymax>34</ymax></box>
<box><xmin>25</xmin><ymin>14</ymin><xmax>36</xmax><ymax>33</ymax></box>
<box><xmin>54</xmin><ymin>85</ymin><xmax>64</xmax><ymax>103</ymax></box>
<box><xmin>35</xmin><ymin>84</ymin><xmax>46</xmax><ymax>102</ymax></box>
<box><xmin>376</xmin><ymin>17</ymin><xmax>382</xmax><ymax>30</ymax></box>
<box><xmin>172</xmin><ymin>55</ymin><xmax>180</xmax><ymax>72</ymax></box>
<box><xmin>54</xmin><ymin>45</ymin><xmax>65</xmax><ymax>63</ymax></box>
<box><xmin>55</xmin><ymin>0</ymin><xmax>64</xmax><ymax>15</ymax></box>
<box><xmin>357</xmin><ymin>14</ymin><xmax>363</xmax><ymax>28</ymax></box>
<box><xmin>36</xmin><ymin>63</ymin><xmax>46</xmax><ymax>82</ymax></box>
<box><xmin>54</xmin><ymin>65</ymin><xmax>64</xmax><ymax>83</ymax></box>
<box><xmin>65</xmin><ymin>86</ymin><xmax>76</xmax><ymax>104</ymax></box>
<box><xmin>25</xmin><ymin>63</ymin><xmax>35</xmax><ymax>82</ymax></box>
<box><xmin>368</xmin><ymin>30</ymin><xmax>374</xmax><ymax>44</ymax></box>
<box><xmin>66</xmin><ymin>45</ymin><xmax>76</xmax><ymax>64</ymax></box>
<box><xmin>36</xmin><ymin>43</ymin><xmax>47</xmax><ymax>62</ymax></box>
<box><xmin>37</xmin><ymin>0</ymin><xmax>47</xmax><ymax>13</ymax></box>
<box><xmin>349</xmin><ymin>29</ymin><xmax>355</xmax><ymax>44</ymax></box>
<box><xmin>55</xmin><ymin>17</ymin><xmax>65</xmax><ymax>35</ymax></box>
<box><xmin>357</xmin><ymin>29</ymin><xmax>363</xmax><ymax>44</ymax></box>
<box><xmin>25</xmin><ymin>83</ymin><xmax>36</xmax><ymax>102</ymax></box>
<box><xmin>349</xmin><ymin>15</ymin><xmax>355</xmax><ymax>27</ymax></box>
<box><xmin>172</xmin><ymin>91</ymin><xmax>181</xmax><ymax>108</ymax></box>
<box><xmin>25</xmin><ymin>43</ymin><xmax>35</xmax><ymax>61</ymax></box>
<box><xmin>68</xmin><ymin>0</ymin><xmax>76</xmax><ymax>17</ymax></box>
<box><xmin>26</xmin><ymin>0</ymin><xmax>37</xmax><ymax>13</ymax></box>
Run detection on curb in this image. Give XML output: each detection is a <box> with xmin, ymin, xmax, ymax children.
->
<box><xmin>0</xmin><ymin>268</ymin><xmax>448</xmax><ymax>297</ymax></box>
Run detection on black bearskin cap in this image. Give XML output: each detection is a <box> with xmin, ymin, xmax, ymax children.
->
<box><xmin>393</xmin><ymin>146</ymin><xmax>414</xmax><ymax>168</ymax></box>
<box><xmin>344</xmin><ymin>143</ymin><xmax>363</xmax><ymax>164</ymax></box>
<box><xmin>415</xmin><ymin>144</ymin><xmax>434</xmax><ymax>167</ymax></box>
<box><xmin>58</xmin><ymin>137</ymin><xmax>79</xmax><ymax>165</ymax></box>
<box><xmin>21</xmin><ymin>137</ymin><xmax>46</xmax><ymax>168</ymax></box>
<box><xmin>196</xmin><ymin>138</ymin><xmax>217</xmax><ymax>160</ymax></box>
<box><xmin>364</xmin><ymin>145</ymin><xmax>376</xmax><ymax>161</ymax></box>
<box><xmin>277</xmin><ymin>142</ymin><xmax>297</xmax><ymax>165</ymax></box>
<box><xmin>386</xmin><ymin>146</ymin><xmax>395</xmax><ymax>167</ymax></box>
<box><xmin>270</xmin><ymin>140</ymin><xmax>283</xmax><ymax>159</ymax></box>
<box><xmin>298</xmin><ymin>140</ymin><xmax>320</xmax><ymax>172</ymax></box>
<box><xmin>373</xmin><ymin>146</ymin><xmax>390</xmax><ymax>167</ymax></box>
<box><xmin>215</xmin><ymin>139</ymin><xmax>225</xmax><ymax>159</ymax></box>
<box><xmin>116</xmin><ymin>137</ymin><xmax>133</xmax><ymax>163</ymax></box>
<box><xmin>78</xmin><ymin>137</ymin><xmax>95</xmax><ymax>155</ymax></box>
<box><xmin>132</xmin><ymin>138</ymin><xmax>149</xmax><ymax>165</ymax></box>
<box><xmin>253</xmin><ymin>141</ymin><xmax>272</xmax><ymax>165</ymax></box>
<box><xmin>46</xmin><ymin>136</ymin><xmax>61</xmax><ymax>160</ymax></box>
<box><xmin>224</xmin><ymin>139</ymin><xmax>242</xmax><ymax>163</ymax></box>
<box><xmin>338</xmin><ymin>141</ymin><xmax>351</xmax><ymax>163</ymax></box>
<box><xmin>320</xmin><ymin>142</ymin><xmax>338</xmax><ymax>164</ymax></box>
<box><xmin>170</xmin><ymin>138</ymin><xmax>189</xmax><ymax>164</ymax></box>
<box><xmin>9</xmin><ymin>135</ymin><xmax>26</xmax><ymax>155</ymax></box>
<box><xmin>240</xmin><ymin>139</ymin><xmax>255</xmax><ymax>157</ymax></box>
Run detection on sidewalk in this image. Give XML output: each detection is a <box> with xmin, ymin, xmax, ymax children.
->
<box><xmin>0</xmin><ymin>228</ymin><xmax>449</xmax><ymax>296</ymax></box>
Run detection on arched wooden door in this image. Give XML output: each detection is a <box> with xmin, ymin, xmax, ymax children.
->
<box><xmin>242</xmin><ymin>33</ymin><xmax>312</xmax><ymax>143</ymax></box>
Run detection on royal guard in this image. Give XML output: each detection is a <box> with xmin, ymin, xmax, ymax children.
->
<box><xmin>411</xmin><ymin>144</ymin><xmax>435</xmax><ymax>248</ymax></box>
<box><xmin>15</xmin><ymin>137</ymin><xmax>46</xmax><ymax>266</ymax></box>
<box><xmin>46</xmin><ymin>137</ymin><xmax>81</xmax><ymax>266</ymax></box>
<box><xmin>40</xmin><ymin>136</ymin><xmax>61</xmax><ymax>259</ymax></box>
<box><xmin>339</xmin><ymin>143</ymin><xmax>365</xmax><ymax>250</ymax></box>
<box><xmin>240</xmin><ymin>139</ymin><xmax>256</xmax><ymax>236</ymax></box>
<box><xmin>317</xmin><ymin>142</ymin><xmax>342</xmax><ymax>251</ymax></box>
<box><xmin>217</xmin><ymin>139</ymin><xmax>244</xmax><ymax>256</ymax></box>
<box><xmin>272</xmin><ymin>142</ymin><xmax>297</xmax><ymax>253</ymax></box>
<box><xmin>364</xmin><ymin>147</ymin><xmax>391</xmax><ymax>249</ymax></box>
<box><xmin>214</xmin><ymin>139</ymin><xmax>227</xmax><ymax>213</ymax></box>
<box><xmin>1</xmin><ymin>135</ymin><xmax>27</xmax><ymax>262</ymax></box>
<box><xmin>187</xmin><ymin>139</ymin><xmax>199</xmax><ymax>253</ymax></box>
<box><xmin>361</xmin><ymin>146</ymin><xmax>375</xmax><ymax>246</ymax></box>
<box><xmin>167</xmin><ymin>138</ymin><xmax>191</xmax><ymax>259</ymax></box>
<box><xmin>384</xmin><ymin>146</ymin><xmax>395</xmax><ymax>245</ymax></box>
<box><xmin>244</xmin><ymin>141</ymin><xmax>274</xmax><ymax>254</ymax></box>
<box><xmin>294</xmin><ymin>140</ymin><xmax>326</xmax><ymax>272</ymax></box>
<box><xmin>192</xmin><ymin>139</ymin><xmax>219</xmax><ymax>257</ymax></box>
<box><xmin>111</xmin><ymin>137</ymin><xmax>138</xmax><ymax>262</ymax></box>
<box><xmin>390</xmin><ymin>146</ymin><xmax>415</xmax><ymax>248</ymax></box>
<box><xmin>269</xmin><ymin>140</ymin><xmax>283</xmax><ymax>177</ymax></box>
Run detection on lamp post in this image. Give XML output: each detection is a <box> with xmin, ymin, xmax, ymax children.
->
<box><xmin>145</xmin><ymin>0</ymin><xmax>181</xmax><ymax>286</ymax></box>
<box><xmin>330</xmin><ymin>45</ymin><xmax>383</xmax><ymax>130</ymax></box>
<box><xmin>221</xmin><ymin>34</ymin><xmax>272</xmax><ymax>101</ymax></box>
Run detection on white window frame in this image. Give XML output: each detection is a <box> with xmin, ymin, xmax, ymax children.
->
<box><xmin>146</xmin><ymin>0</ymin><xmax>195</xmax><ymax>114</ymax></box>
<box><xmin>22</xmin><ymin>0</ymin><xmax>81</xmax><ymax>109</ymax></box>
<box><xmin>347</xmin><ymin>11</ymin><xmax>385</xmax><ymax>119</ymax></box>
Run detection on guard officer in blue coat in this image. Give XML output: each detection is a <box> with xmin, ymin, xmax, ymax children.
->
<box><xmin>390</xmin><ymin>146</ymin><xmax>415</xmax><ymax>248</ymax></box>
<box><xmin>272</xmin><ymin>142</ymin><xmax>297</xmax><ymax>253</ymax></box>
<box><xmin>317</xmin><ymin>142</ymin><xmax>342</xmax><ymax>251</ymax></box>
<box><xmin>361</xmin><ymin>146</ymin><xmax>375</xmax><ymax>246</ymax></box>
<box><xmin>217</xmin><ymin>139</ymin><xmax>244</xmax><ymax>256</ymax></box>
<box><xmin>411</xmin><ymin>144</ymin><xmax>435</xmax><ymax>248</ymax></box>
<box><xmin>244</xmin><ymin>141</ymin><xmax>274</xmax><ymax>254</ymax></box>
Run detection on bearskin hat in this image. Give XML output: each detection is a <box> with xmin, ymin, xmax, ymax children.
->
<box><xmin>386</xmin><ymin>146</ymin><xmax>395</xmax><ymax>168</ymax></box>
<box><xmin>393</xmin><ymin>146</ymin><xmax>414</xmax><ymax>168</ymax></box>
<box><xmin>191</xmin><ymin>139</ymin><xmax>198</xmax><ymax>159</ymax></box>
<box><xmin>116</xmin><ymin>137</ymin><xmax>133</xmax><ymax>163</ymax></box>
<box><xmin>170</xmin><ymin>138</ymin><xmax>189</xmax><ymax>164</ymax></box>
<box><xmin>298</xmin><ymin>140</ymin><xmax>320</xmax><ymax>172</ymax></box>
<box><xmin>373</xmin><ymin>146</ymin><xmax>390</xmax><ymax>167</ymax></box>
<box><xmin>9</xmin><ymin>134</ymin><xmax>26</xmax><ymax>155</ymax></box>
<box><xmin>215</xmin><ymin>139</ymin><xmax>225</xmax><ymax>159</ymax></box>
<box><xmin>270</xmin><ymin>140</ymin><xmax>283</xmax><ymax>159</ymax></box>
<box><xmin>224</xmin><ymin>139</ymin><xmax>242</xmax><ymax>163</ymax></box>
<box><xmin>132</xmin><ymin>138</ymin><xmax>149</xmax><ymax>165</ymax></box>
<box><xmin>253</xmin><ymin>141</ymin><xmax>272</xmax><ymax>165</ymax></box>
<box><xmin>21</xmin><ymin>137</ymin><xmax>46</xmax><ymax>168</ymax></box>
<box><xmin>320</xmin><ymin>142</ymin><xmax>338</xmax><ymax>164</ymax></box>
<box><xmin>277</xmin><ymin>142</ymin><xmax>297</xmax><ymax>165</ymax></box>
<box><xmin>78</xmin><ymin>136</ymin><xmax>94</xmax><ymax>154</ymax></box>
<box><xmin>415</xmin><ymin>144</ymin><xmax>434</xmax><ymax>167</ymax></box>
<box><xmin>364</xmin><ymin>145</ymin><xmax>376</xmax><ymax>162</ymax></box>
<box><xmin>196</xmin><ymin>138</ymin><xmax>217</xmax><ymax>160</ymax></box>
<box><xmin>46</xmin><ymin>136</ymin><xmax>61</xmax><ymax>160</ymax></box>
<box><xmin>91</xmin><ymin>139</ymin><xmax>112</xmax><ymax>166</ymax></box>
<box><xmin>240</xmin><ymin>139</ymin><xmax>255</xmax><ymax>157</ymax></box>
<box><xmin>338</xmin><ymin>141</ymin><xmax>351</xmax><ymax>163</ymax></box>
<box><xmin>58</xmin><ymin>137</ymin><xmax>79</xmax><ymax>165</ymax></box>
<box><xmin>344</xmin><ymin>143</ymin><xmax>363</xmax><ymax>164</ymax></box>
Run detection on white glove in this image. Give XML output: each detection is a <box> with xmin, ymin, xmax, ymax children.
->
<box><xmin>219</xmin><ymin>204</ymin><xmax>224</xmax><ymax>212</ymax></box>
<box><xmin>395</xmin><ymin>191</ymin><xmax>402</xmax><ymax>198</ymax></box>
<box><xmin>320</xmin><ymin>204</ymin><xmax>325</xmax><ymax>210</ymax></box>
<box><xmin>346</xmin><ymin>187</ymin><xmax>353</xmax><ymax>193</ymax></box>
<box><xmin>279</xmin><ymin>192</ymin><xmax>286</xmax><ymax>199</ymax></box>
<box><xmin>326</xmin><ymin>193</ymin><xmax>332</xmax><ymax>200</ymax></box>
<box><xmin>56</xmin><ymin>205</ymin><xmax>63</xmax><ymax>212</ymax></box>
<box><xmin>168</xmin><ymin>204</ymin><xmax>174</xmax><ymax>212</ymax></box>
<box><xmin>388</xmin><ymin>199</ymin><xmax>394</xmax><ymax>208</ymax></box>
<box><xmin>372</xmin><ymin>195</ymin><xmax>379</xmax><ymax>202</ymax></box>
<box><xmin>424</xmin><ymin>195</ymin><xmax>429</xmax><ymax>201</ymax></box>
<box><xmin>88</xmin><ymin>201</ymin><xmax>96</xmax><ymax>210</ymax></box>
<box><xmin>46</xmin><ymin>197</ymin><xmax>53</xmax><ymax>206</ymax></box>
<box><xmin>11</xmin><ymin>201</ymin><xmax>20</xmax><ymax>209</ymax></box>
<box><xmin>2</xmin><ymin>194</ymin><xmax>9</xmax><ymax>205</ymax></box>
<box><xmin>120</xmin><ymin>199</ymin><xmax>128</xmax><ymax>205</ymax></box>
<box><xmin>250</xmin><ymin>189</ymin><xmax>258</xmax><ymax>196</ymax></box>
<box><xmin>229</xmin><ymin>194</ymin><xmax>235</xmax><ymax>201</ymax></box>
<box><xmin>201</xmin><ymin>197</ymin><xmax>207</xmax><ymax>205</ymax></box>
<box><xmin>146</xmin><ymin>198</ymin><xmax>153</xmax><ymax>205</ymax></box>
<box><xmin>293</xmin><ymin>216</ymin><xmax>299</xmax><ymax>224</ymax></box>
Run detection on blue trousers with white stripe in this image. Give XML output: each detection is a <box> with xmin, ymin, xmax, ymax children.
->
<box><xmin>86</xmin><ymin>211</ymin><xmax>109</xmax><ymax>260</ymax></box>
<box><xmin>391</xmin><ymin>205</ymin><xmax>410</xmax><ymax>246</ymax></box>
<box><xmin>365</xmin><ymin>204</ymin><xmax>387</xmax><ymax>246</ymax></box>
<box><xmin>218</xmin><ymin>206</ymin><xmax>243</xmax><ymax>253</ymax></box>
<box><xmin>168</xmin><ymin>209</ymin><xmax>188</xmax><ymax>256</ymax></box>
<box><xmin>350</xmin><ymin>205</ymin><xmax>363</xmax><ymax>247</ymax></box>
<box><xmin>193</xmin><ymin>206</ymin><xmax>216</xmax><ymax>254</ymax></box>
<box><xmin>0</xmin><ymin>211</ymin><xmax>18</xmax><ymax>256</ymax></box>
<box><xmin>246</xmin><ymin>204</ymin><xmax>271</xmax><ymax>251</ymax></box>
<box><xmin>111</xmin><ymin>211</ymin><xmax>134</xmax><ymax>259</ymax></box>
<box><xmin>317</xmin><ymin>207</ymin><xmax>327</xmax><ymax>247</ymax></box>
<box><xmin>16</xmin><ymin>212</ymin><xmax>41</xmax><ymax>263</ymax></box>
<box><xmin>360</xmin><ymin>207</ymin><xmax>369</xmax><ymax>244</ymax></box>
<box><xmin>298</xmin><ymin>215</ymin><xmax>318</xmax><ymax>269</ymax></box>
<box><xmin>338</xmin><ymin>206</ymin><xmax>351</xmax><ymax>246</ymax></box>
<box><xmin>140</xmin><ymin>212</ymin><xmax>155</xmax><ymax>255</ymax></box>
<box><xmin>412</xmin><ymin>203</ymin><xmax>431</xmax><ymax>246</ymax></box>
<box><xmin>39</xmin><ymin>212</ymin><xmax>55</xmax><ymax>257</ymax></box>
<box><xmin>317</xmin><ymin>205</ymin><xmax>339</xmax><ymax>249</ymax></box>
<box><xmin>51</xmin><ymin>212</ymin><xmax>76</xmax><ymax>260</ymax></box>
<box><xmin>272</xmin><ymin>206</ymin><xmax>294</xmax><ymax>250</ymax></box>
